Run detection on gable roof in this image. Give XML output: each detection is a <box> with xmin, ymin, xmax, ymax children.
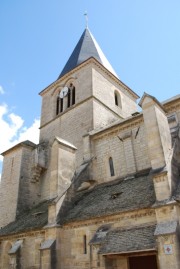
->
<box><xmin>99</xmin><ymin>225</ymin><xmax>156</xmax><ymax>255</ymax></box>
<box><xmin>139</xmin><ymin>92</ymin><xmax>166</xmax><ymax>112</ymax></box>
<box><xmin>1</xmin><ymin>140</ymin><xmax>36</xmax><ymax>156</ymax></box>
<box><xmin>58</xmin><ymin>28</ymin><xmax>118</xmax><ymax>79</ymax></box>
<box><xmin>58</xmin><ymin>173</ymin><xmax>156</xmax><ymax>225</ymax></box>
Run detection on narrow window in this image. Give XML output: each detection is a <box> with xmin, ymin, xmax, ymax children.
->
<box><xmin>60</xmin><ymin>98</ymin><xmax>63</xmax><ymax>112</ymax></box>
<box><xmin>114</xmin><ymin>91</ymin><xmax>122</xmax><ymax>108</ymax></box>
<box><xmin>67</xmin><ymin>89</ymin><xmax>71</xmax><ymax>108</ymax></box>
<box><xmin>109</xmin><ymin>157</ymin><xmax>115</xmax><ymax>177</ymax></box>
<box><xmin>72</xmin><ymin>86</ymin><xmax>75</xmax><ymax>105</ymax></box>
<box><xmin>56</xmin><ymin>97</ymin><xmax>60</xmax><ymax>115</ymax></box>
<box><xmin>115</xmin><ymin>92</ymin><xmax>118</xmax><ymax>106</ymax></box>
<box><xmin>83</xmin><ymin>235</ymin><xmax>87</xmax><ymax>254</ymax></box>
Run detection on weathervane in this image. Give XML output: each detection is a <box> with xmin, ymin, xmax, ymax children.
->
<box><xmin>84</xmin><ymin>11</ymin><xmax>88</xmax><ymax>28</ymax></box>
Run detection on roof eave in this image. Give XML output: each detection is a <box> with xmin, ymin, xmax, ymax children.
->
<box><xmin>1</xmin><ymin>141</ymin><xmax>37</xmax><ymax>156</ymax></box>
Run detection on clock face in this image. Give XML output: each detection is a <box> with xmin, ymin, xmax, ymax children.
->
<box><xmin>59</xmin><ymin>86</ymin><xmax>68</xmax><ymax>98</ymax></box>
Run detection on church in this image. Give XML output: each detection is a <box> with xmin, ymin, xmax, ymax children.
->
<box><xmin>0</xmin><ymin>27</ymin><xmax>180</xmax><ymax>269</ymax></box>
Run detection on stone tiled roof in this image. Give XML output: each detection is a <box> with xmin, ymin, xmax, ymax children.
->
<box><xmin>0</xmin><ymin>200</ymin><xmax>53</xmax><ymax>236</ymax></box>
<box><xmin>58</xmin><ymin>173</ymin><xmax>156</xmax><ymax>225</ymax></box>
<box><xmin>154</xmin><ymin>221</ymin><xmax>177</xmax><ymax>236</ymax></box>
<box><xmin>99</xmin><ymin>225</ymin><xmax>156</xmax><ymax>254</ymax></box>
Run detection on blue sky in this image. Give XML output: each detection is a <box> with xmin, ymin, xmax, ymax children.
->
<box><xmin>0</xmin><ymin>0</ymin><xmax>180</xmax><ymax>177</ymax></box>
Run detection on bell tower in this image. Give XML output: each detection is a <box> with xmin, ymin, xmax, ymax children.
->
<box><xmin>39</xmin><ymin>29</ymin><xmax>139</xmax><ymax>167</ymax></box>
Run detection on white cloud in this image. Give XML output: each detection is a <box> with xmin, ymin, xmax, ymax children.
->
<box><xmin>0</xmin><ymin>103</ymin><xmax>40</xmax><ymax>179</ymax></box>
<box><xmin>0</xmin><ymin>86</ymin><xmax>5</xmax><ymax>94</ymax></box>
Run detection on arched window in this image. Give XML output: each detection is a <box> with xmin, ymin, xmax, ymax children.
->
<box><xmin>56</xmin><ymin>95</ymin><xmax>63</xmax><ymax>115</ymax></box>
<box><xmin>69</xmin><ymin>83</ymin><xmax>75</xmax><ymax>106</ymax></box>
<box><xmin>56</xmin><ymin>83</ymin><xmax>75</xmax><ymax>115</ymax></box>
<box><xmin>114</xmin><ymin>91</ymin><xmax>122</xmax><ymax>108</ymax></box>
<box><xmin>109</xmin><ymin>157</ymin><xmax>115</xmax><ymax>177</ymax></box>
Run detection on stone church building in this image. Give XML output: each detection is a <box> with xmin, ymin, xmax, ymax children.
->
<box><xmin>0</xmin><ymin>28</ymin><xmax>180</xmax><ymax>269</ymax></box>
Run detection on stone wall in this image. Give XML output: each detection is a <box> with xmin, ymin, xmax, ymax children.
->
<box><xmin>58</xmin><ymin>208</ymin><xmax>156</xmax><ymax>269</ymax></box>
<box><xmin>0</xmin><ymin>232</ymin><xmax>44</xmax><ymax>269</ymax></box>
<box><xmin>92</xmin><ymin>67</ymin><xmax>138</xmax><ymax>119</ymax></box>
<box><xmin>0</xmin><ymin>148</ymin><xmax>22</xmax><ymax>228</ymax></box>
<box><xmin>39</xmin><ymin>99</ymin><xmax>94</xmax><ymax>200</ymax></box>
<box><xmin>0</xmin><ymin>142</ymin><xmax>41</xmax><ymax>228</ymax></box>
<box><xmin>91</xmin><ymin>118</ymin><xmax>151</xmax><ymax>183</ymax></box>
<box><xmin>40</xmin><ymin>64</ymin><xmax>93</xmax><ymax>128</ymax></box>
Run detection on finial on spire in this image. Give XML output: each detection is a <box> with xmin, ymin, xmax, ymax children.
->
<box><xmin>84</xmin><ymin>11</ymin><xmax>88</xmax><ymax>29</ymax></box>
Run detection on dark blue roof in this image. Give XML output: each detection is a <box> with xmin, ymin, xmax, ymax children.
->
<box><xmin>58</xmin><ymin>28</ymin><xmax>117</xmax><ymax>79</ymax></box>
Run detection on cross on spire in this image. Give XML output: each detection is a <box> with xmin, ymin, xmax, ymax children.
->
<box><xmin>84</xmin><ymin>11</ymin><xmax>88</xmax><ymax>29</ymax></box>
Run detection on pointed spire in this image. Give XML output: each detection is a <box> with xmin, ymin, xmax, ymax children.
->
<box><xmin>58</xmin><ymin>28</ymin><xmax>118</xmax><ymax>79</ymax></box>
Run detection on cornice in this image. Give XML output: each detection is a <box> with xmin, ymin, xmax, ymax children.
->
<box><xmin>39</xmin><ymin>58</ymin><xmax>139</xmax><ymax>100</ymax></box>
<box><xmin>61</xmin><ymin>208</ymin><xmax>155</xmax><ymax>230</ymax></box>
<box><xmin>39</xmin><ymin>96</ymin><xmax>123</xmax><ymax>130</ymax></box>
<box><xmin>0</xmin><ymin>230</ymin><xmax>45</xmax><ymax>241</ymax></box>
<box><xmin>90</xmin><ymin>114</ymin><xmax>143</xmax><ymax>139</ymax></box>
<box><xmin>164</xmin><ymin>100</ymin><xmax>180</xmax><ymax>113</ymax></box>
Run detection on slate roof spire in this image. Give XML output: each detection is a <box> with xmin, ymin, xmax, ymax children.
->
<box><xmin>58</xmin><ymin>28</ymin><xmax>118</xmax><ymax>79</ymax></box>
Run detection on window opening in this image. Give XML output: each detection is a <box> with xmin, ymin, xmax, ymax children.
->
<box><xmin>56</xmin><ymin>97</ymin><xmax>60</xmax><ymax>115</ymax></box>
<box><xmin>56</xmin><ymin>83</ymin><xmax>75</xmax><ymax>115</ymax></box>
<box><xmin>114</xmin><ymin>91</ymin><xmax>122</xmax><ymax>108</ymax></box>
<box><xmin>109</xmin><ymin>157</ymin><xmax>115</xmax><ymax>177</ymax></box>
<box><xmin>70</xmin><ymin>83</ymin><xmax>75</xmax><ymax>105</ymax></box>
<box><xmin>67</xmin><ymin>89</ymin><xmax>71</xmax><ymax>108</ymax></box>
<box><xmin>110</xmin><ymin>192</ymin><xmax>123</xmax><ymax>199</ymax></box>
<box><xmin>83</xmin><ymin>235</ymin><xmax>87</xmax><ymax>254</ymax></box>
<box><xmin>60</xmin><ymin>98</ymin><xmax>63</xmax><ymax>112</ymax></box>
<box><xmin>115</xmin><ymin>92</ymin><xmax>118</xmax><ymax>106</ymax></box>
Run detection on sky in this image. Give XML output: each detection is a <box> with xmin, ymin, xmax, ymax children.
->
<box><xmin>0</xmin><ymin>0</ymin><xmax>180</xmax><ymax>178</ymax></box>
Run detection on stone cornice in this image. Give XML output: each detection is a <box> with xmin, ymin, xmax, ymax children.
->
<box><xmin>161</xmin><ymin>94</ymin><xmax>180</xmax><ymax>114</ymax></box>
<box><xmin>0</xmin><ymin>230</ymin><xmax>45</xmax><ymax>241</ymax></box>
<box><xmin>60</xmin><ymin>208</ymin><xmax>155</xmax><ymax>230</ymax></box>
<box><xmin>39</xmin><ymin>58</ymin><xmax>139</xmax><ymax>100</ymax></box>
<box><xmin>90</xmin><ymin>114</ymin><xmax>143</xmax><ymax>140</ymax></box>
<box><xmin>164</xmin><ymin>100</ymin><xmax>180</xmax><ymax>113</ymax></box>
<box><xmin>39</xmin><ymin>96</ymin><xmax>123</xmax><ymax>130</ymax></box>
